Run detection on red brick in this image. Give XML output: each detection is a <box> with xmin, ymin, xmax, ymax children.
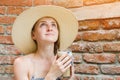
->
<box><xmin>101</xmin><ymin>65</ymin><xmax>120</xmax><ymax>74</ymax></box>
<box><xmin>116</xmin><ymin>30</ymin><xmax>120</xmax><ymax>40</ymax></box>
<box><xmin>82</xmin><ymin>30</ymin><xmax>117</xmax><ymax>41</ymax></box>
<box><xmin>0</xmin><ymin>16</ymin><xmax>16</xmax><ymax>24</ymax></box>
<box><xmin>83</xmin><ymin>76</ymin><xmax>95</xmax><ymax>80</ymax></box>
<box><xmin>0</xmin><ymin>75</ymin><xmax>14</xmax><ymax>80</ymax></box>
<box><xmin>84</xmin><ymin>43</ymin><xmax>103</xmax><ymax>53</ymax></box>
<box><xmin>0</xmin><ymin>0</ymin><xmax>32</xmax><ymax>6</ymax></box>
<box><xmin>79</xmin><ymin>20</ymin><xmax>100</xmax><ymax>31</ymax></box>
<box><xmin>82</xmin><ymin>31</ymin><xmax>100</xmax><ymax>41</ymax></box>
<box><xmin>70</xmin><ymin>43</ymin><xmax>83</xmax><ymax>52</ymax></box>
<box><xmin>74</xmin><ymin>33</ymin><xmax>82</xmax><ymax>42</ymax></box>
<box><xmin>116</xmin><ymin>76</ymin><xmax>120</xmax><ymax>80</ymax></box>
<box><xmin>74</xmin><ymin>64</ymin><xmax>99</xmax><ymax>74</ymax></box>
<box><xmin>4</xmin><ymin>65</ymin><xmax>13</xmax><ymax>73</ymax></box>
<box><xmin>0</xmin><ymin>26</ymin><xmax>4</xmax><ymax>34</ymax></box>
<box><xmin>52</xmin><ymin>0</ymin><xmax>83</xmax><ymax>8</ymax></box>
<box><xmin>101</xmin><ymin>18</ymin><xmax>120</xmax><ymax>30</ymax></box>
<box><xmin>0</xmin><ymin>65</ymin><xmax>4</xmax><ymax>73</ymax></box>
<box><xmin>73</xmin><ymin>53</ymin><xmax>82</xmax><ymax>63</ymax></box>
<box><xmin>0</xmin><ymin>55</ymin><xmax>17</xmax><ymax>64</ymax></box>
<box><xmin>0</xmin><ymin>65</ymin><xmax>14</xmax><ymax>75</ymax></box>
<box><xmin>118</xmin><ymin>54</ymin><xmax>120</xmax><ymax>63</ymax></box>
<box><xmin>0</xmin><ymin>35</ymin><xmax>13</xmax><ymax>44</ymax></box>
<box><xmin>83</xmin><ymin>0</ymin><xmax>116</xmax><ymax>6</ymax></box>
<box><xmin>0</xmin><ymin>6</ymin><xmax>5</xmax><ymax>14</ymax></box>
<box><xmin>6</xmin><ymin>26</ymin><xmax>12</xmax><ymax>35</ymax></box>
<box><xmin>0</xmin><ymin>44</ymin><xmax>5</xmax><ymax>54</ymax></box>
<box><xmin>7</xmin><ymin>6</ymin><xmax>24</xmax><ymax>15</ymax></box>
<box><xmin>83</xmin><ymin>53</ymin><xmax>116</xmax><ymax>63</ymax></box>
<box><xmin>103</xmin><ymin>43</ymin><xmax>120</xmax><ymax>52</ymax></box>
<box><xmin>5</xmin><ymin>45</ymin><xmax>21</xmax><ymax>55</ymax></box>
<box><xmin>0</xmin><ymin>45</ymin><xmax>21</xmax><ymax>55</ymax></box>
<box><xmin>33</xmin><ymin>0</ymin><xmax>52</xmax><ymax>5</ymax></box>
<box><xmin>99</xmin><ymin>77</ymin><xmax>113</xmax><ymax>80</ymax></box>
<box><xmin>76</xmin><ymin>75</ymin><xmax>114</xmax><ymax>80</ymax></box>
<box><xmin>70</xmin><ymin>42</ymin><xmax>103</xmax><ymax>53</ymax></box>
<box><xmin>74</xmin><ymin>75</ymin><xmax>81</xmax><ymax>80</ymax></box>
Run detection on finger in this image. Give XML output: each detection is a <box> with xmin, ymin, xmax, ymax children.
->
<box><xmin>61</xmin><ymin>55</ymin><xmax>72</xmax><ymax>65</ymax></box>
<box><xmin>62</xmin><ymin>63</ymin><xmax>71</xmax><ymax>72</ymax></box>
<box><xmin>57</xmin><ymin>53</ymin><xmax>68</xmax><ymax>62</ymax></box>
<box><xmin>63</xmin><ymin>58</ymin><xmax>72</xmax><ymax>68</ymax></box>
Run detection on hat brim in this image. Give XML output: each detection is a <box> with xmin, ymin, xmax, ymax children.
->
<box><xmin>12</xmin><ymin>5</ymin><xmax>78</xmax><ymax>54</ymax></box>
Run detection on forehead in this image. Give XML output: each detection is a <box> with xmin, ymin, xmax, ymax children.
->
<box><xmin>38</xmin><ymin>17</ymin><xmax>57</xmax><ymax>23</ymax></box>
<box><xmin>32</xmin><ymin>17</ymin><xmax>59</xmax><ymax>30</ymax></box>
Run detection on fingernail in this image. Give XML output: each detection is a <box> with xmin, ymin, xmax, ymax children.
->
<box><xmin>67</xmin><ymin>51</ymin><xmax>72</xmax><ymax>56</ymax></box>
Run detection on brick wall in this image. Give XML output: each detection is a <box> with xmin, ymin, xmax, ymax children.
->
<box><xmin>0</xmin><ymin>0</ymin><xmax>120</xmax><ymax>80</ymax></box>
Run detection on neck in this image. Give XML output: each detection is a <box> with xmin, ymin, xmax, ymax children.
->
<box><xmin>35</xmin><ymin>43</ymin><xmax>55</xmax><ymax>59</ymax></box>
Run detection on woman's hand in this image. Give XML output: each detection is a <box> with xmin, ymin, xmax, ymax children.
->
<box><xmin>45</xmin><ymin>53</ymin><xmax>72</xmax><ymax>80</ymax></box>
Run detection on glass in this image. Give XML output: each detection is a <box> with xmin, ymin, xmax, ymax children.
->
<box><xmin>57</xmin><ymin>49</ymin><xmax>73</xmax><ymax>78</ymax></box>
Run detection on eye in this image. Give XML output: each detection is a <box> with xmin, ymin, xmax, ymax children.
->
<box><xmin>40</xmin><ymin>23</ymin><xmax>46</xmax><ymax>27</ymax></box>
<box><xmin>52</xmin><ymin>23</ymin><xmax>57</xmax><ymax>28</ymax></box>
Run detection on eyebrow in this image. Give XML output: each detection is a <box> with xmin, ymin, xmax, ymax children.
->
<box><xmin>39</xmin><ymin>21</ymin><xmax>57</xmax><ymax>24</ymax></box>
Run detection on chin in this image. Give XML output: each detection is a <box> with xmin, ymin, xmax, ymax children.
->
<box><xmin>45</xmin><ymin>40</ymin><xmax>57</xmax><ymax>43</ymax></box>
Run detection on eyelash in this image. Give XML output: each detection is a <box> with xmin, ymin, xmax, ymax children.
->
<box><xmin>52</xmin><ymin>24</ymin><xmax>57</xmax><ymax>27</ymax></box>
<box><xmin>40</xmin><ymin>23</ymin><xmax>57</xmax><ymax>28</ymax></box>
<box><xmin>40</xmin><ymin>23</ymin><xmax>46</xmax><ymax>27</ymax></box>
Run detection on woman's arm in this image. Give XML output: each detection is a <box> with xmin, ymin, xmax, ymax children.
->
<box><xmin>14</xmin><ymin>57</ymin><xmax>29</xmax><ymax>80</ymax></box>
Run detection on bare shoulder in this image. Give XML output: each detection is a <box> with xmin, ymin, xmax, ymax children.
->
<box><xmin>14</xmin><ymin>54</ymin><xmax>34</xmax><ymax>69</ymax></box>
<box><xmin>14</xmin><ymin>54</ymin><xmax>35</xmax><ymax>79</ymax></box>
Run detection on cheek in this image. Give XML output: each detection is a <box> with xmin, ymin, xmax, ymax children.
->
<box><xmin>37</xmin><ymin>31</ymin><xmax>45</xmax><ymax>39</ymax></box>
<box><xmin>56</xmin><ymin>30</ymin><xmax>59</xmax><ymax>39</ymax></box>
<box><xmin>33</xmin><ymin>30</ymin><xmax>43</xmax><ymax>40</ymax></box>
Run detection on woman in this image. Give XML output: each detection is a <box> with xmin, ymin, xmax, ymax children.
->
<box><xmin>12</xmin><ymin>5</ymin><xmax>78</xmax><ymax>80</ymax></box>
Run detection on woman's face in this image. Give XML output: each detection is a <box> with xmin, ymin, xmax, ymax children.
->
<box><xmin>32</xmin><ymin>17</ymin><xmax>59</xmax><ymax>44</ymax></box>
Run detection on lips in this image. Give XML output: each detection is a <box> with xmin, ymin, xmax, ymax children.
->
<box><xmin>45</xmin><ymin>33</ymin><xmax>54</xmax><ymax>36</ymax></box>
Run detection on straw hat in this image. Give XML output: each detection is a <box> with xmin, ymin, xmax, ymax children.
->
<box><xmin>12</xmin><ymin>5</ymin><xmax>78</xmax><ymax>54</ymax></box>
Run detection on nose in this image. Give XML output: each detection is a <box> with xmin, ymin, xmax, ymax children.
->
<box><xmin>47</xmin><ymin>24</ymin><xmax>53</xmax><ymax>31</ymax></box>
